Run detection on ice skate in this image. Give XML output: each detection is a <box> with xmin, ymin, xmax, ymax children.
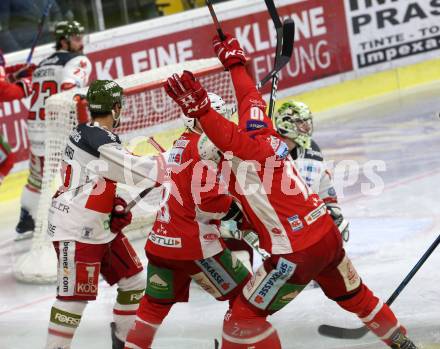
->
<box><xmin>15</xmin><ymin>208</ymin><xmax>34</xmax><ymax>241</ymax></box>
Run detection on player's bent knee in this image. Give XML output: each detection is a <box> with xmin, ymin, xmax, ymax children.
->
<box><xmin>192</xmin><ymin>249</ymin><xmax>251</xmax><ymax>301</ymax></box>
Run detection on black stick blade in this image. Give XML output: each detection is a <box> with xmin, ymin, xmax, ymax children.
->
<box><xmin>318</xmin><ymin>324</ymin><xmax>369</xmax><ymax>339</ymax></box>
<box><xmin>281</xmin><ymin>19</ymin><xmax>295</xmax><ymax>59</ymax></box>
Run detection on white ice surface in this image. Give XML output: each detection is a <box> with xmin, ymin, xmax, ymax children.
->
<box><xmin>1</xmin><ymin>86</ymin><xmax>440</xmax><ymax>349</ymax></box>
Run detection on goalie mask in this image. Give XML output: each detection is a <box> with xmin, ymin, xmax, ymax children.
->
<box><xmin>182</xmin><ymin>92</ymin><xmax>234</xmax><ymax>133</ymax></box>
<box><xmin>275</xmin><ymin>101</ymin><xmax>313</xmax><ymax>149</ymax></box>
<box><xmin>86</xmin><ymin>79</ymin><xmax>124</xmax><ymax>128</ymax></box>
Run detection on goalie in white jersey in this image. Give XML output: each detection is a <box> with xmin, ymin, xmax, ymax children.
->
<box><xmin>16</xmin><ymin>20</ymin><xmax>92</xmax><ymax>239</ymax></box>
<box><xmin>45</xmin><ymin>80</ymin><xmax>161</xmax><ymax>349</ymax></box>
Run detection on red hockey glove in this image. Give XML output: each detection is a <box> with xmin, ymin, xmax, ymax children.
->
<box><xmin>16</xmin><ymin>77</ymin><xmax>32</xmax><ymax>98</ymax></box>
<box><xmin>6</xmin><ymin>63</ymin><xmax>36</xmax><ymax>82</ymax></box>
<box><xmin>110</xmin><ymin>197</ymin><xmax>132</xmax><ymax>234</ymax></box>
<box><xmin>163</xmin><ymin>70</ymin><xmax>210</xmax><ymax>118</ymax></box>
<box><xmin>213</xmin><ymin>34</ymin><xmax>248</xmax><ymax>69</ymax></box>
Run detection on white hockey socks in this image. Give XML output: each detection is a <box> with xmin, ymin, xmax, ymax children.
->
<box><xmin>113</xmin><ymin>272</ymin><xmax>145</xmax><ymax>342</ymax></box>
<box><xmin>46</xmin><ymin>300</ymin><xmax>87</xmax><ymax>349</ymax></box>
<box><xmin>20</xmin><ymin>184</ymin><xmax>40</xmax><ymax>218</ymax></box>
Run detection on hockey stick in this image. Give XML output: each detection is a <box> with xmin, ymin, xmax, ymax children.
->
<box><xmin>318</xmin><ymin>234</ymin><xmax>440</xmax><ymax>339</ymax></box>
<box><xmin>206</xmin><ymin>0</ymin><xmax>226</xmax><ymax>41</ymax></box>
<box><xmin>26</xmin><ymin>0</ymin><xmax>56</xmax><ymax>65</ymax></box>
<box><xmin>264</xmin><ymin>0</ymin><xmax>283</xmax><ymax>119</ymax></box>
<box><xmin>124</xmin><ymin>137</ymin><xmax>166</xmax><ymax>213</ymax></box>
<box><xmin>256</xmin><ymin>19</ymin><xmax>295</xmax><ymax>90</ymax></box>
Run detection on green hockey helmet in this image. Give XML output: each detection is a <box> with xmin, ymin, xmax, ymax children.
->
<box><xmin>54</xmin><ymin>20</ymin><xmax>84</xmax><ymax>41</ymax></box>
<box><xmin>275</xmin><ymin>100</ymin><xmax>313</xmax><ymax>149</ymax></box>
<box><xmin>87</xmin><ymin>80</ymin><xmax>124</xmax><ymax>113</ymax></box>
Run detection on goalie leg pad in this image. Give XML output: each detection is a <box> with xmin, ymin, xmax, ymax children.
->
<box><xmin>46</xmin><ymin>299</ymin><xmax>87</xmax><ymax>349</ymax></box>
<box><xmin>113</xmin><ymin>272</ymin><xmax>146</xmax><ymax>343</ymax></box>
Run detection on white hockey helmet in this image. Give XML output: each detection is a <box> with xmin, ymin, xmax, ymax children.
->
<box><xmin>181</xmin><ymin>92</ymin><xmax>233</xmax><ymax>132</ymax></box>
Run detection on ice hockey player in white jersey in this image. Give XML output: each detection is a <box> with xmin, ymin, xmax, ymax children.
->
<box><xmin>15</xmin><ymin>20</ymin><xmax>92</xmax><ymax>239</ymax></box>
<box><xmin>45</xmin><ymin>80</ymin><xmax>161</xmax><ymax>349</ymax></box>
<box><xmin>274</xmin><ymin>100</ymin><xmax>349</xmax><ymax>241</ymax></box>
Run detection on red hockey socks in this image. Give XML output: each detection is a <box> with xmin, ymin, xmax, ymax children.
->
<box><xmin>337</xmin><ymin>284</ymin><xmax>403</xmax><ymax>344</ymax></box>
<box><xmin>221</xmin><ymin>296</ymin><xmax>281</xmax><ymax>349</ymax></box>
<box><xmin>124</xmin><ymin>297</ymin><xmax>172</xmax><ymax>349</ymax></box>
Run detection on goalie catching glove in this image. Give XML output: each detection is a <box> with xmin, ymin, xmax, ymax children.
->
<box><xmin>212</xmin><ymin>34</ymin><xmax>248</xmax><ymax>69</ymax></box>
<box><xmin>164</xmin><ymin>71</ymin><xmax>210</xmax><ymax>118</ymax></box>
<box><xmin>326</xmin><ymin>203</ymin><xmax>349</xmax><ymax>242</ymax></box>
<box><xmin>110</xmin><ymin>196</ymin><xmax>132</xmax><ymax>234</ymax></box>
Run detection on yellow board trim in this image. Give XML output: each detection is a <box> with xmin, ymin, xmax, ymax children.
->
<box><xmin>2</xmin><ymin>57</ymin><xmax>440</xmax><ymax>202</ymax></box>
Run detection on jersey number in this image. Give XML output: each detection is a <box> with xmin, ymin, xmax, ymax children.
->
<box><xmin>250</xmin><ymin>107</ymin><xmax>265</xmax><ymax>121</ymax></box>
<box><xmin>29</xmin><ymin>81</ymin><xmax>58</xmax><ymax>120</ymax></box>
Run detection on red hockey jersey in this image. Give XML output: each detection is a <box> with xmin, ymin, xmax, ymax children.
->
<box><xmin>146</xmin><ymin>131</ymin><xmax>232</xmax><ymax>260</ymax></box>
<box><xmin>199</xmin><ymin>65</ymin><xmax>335</xmax><ymax>255</ymax></box>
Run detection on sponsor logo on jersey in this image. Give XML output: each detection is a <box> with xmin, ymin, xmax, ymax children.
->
<box><xmin>65</xmin><ymin>144</ymin><xmax>75</xmax><ymax>159</ymax></box>
<box><xmin>81</xmin><ymin>227</ymin><xmax>93</xmax><ymax>239</ymax></box>
<box><xmin>271</xmin><ymin>227</ymin><xmax>282</xmax><ymax>235</ymax></box>
<box><xmin>304</xmin><ymin>203</ymin><xmax>326</xmax><ymax>225</ymax></box>
<box><xmin>71</xmin><ymin>129</ymin><xmax>81</xmax><ymax>142</ymax></box>
<box><xmin>196</xmin><ymin>258</ymin><xmax>237</xmax><ymax>295</ymax></box>
<box><xmin>59</xmin><ymin>241</ymin><xmax>75</xmax><ymax>296</ymax></box>
<box><xmin>249</xmin><ymin>258</ymin><xmax>296</xmax><ymax>310</ymax></box>
<box><xmin>51</xmin><ymin>200</ymin><xmax>70</xmax><ymax>214</ymax></box>
<box><xmin>47</xmin><ymin>223</ymin><xmax>56</xmax><ymax>237</ymax></box>
<box><xmin>53</xmin><ymin>312</ymin><xmax>80</xmax><ymax>327</ymax></box>
<box><xmin>191</xmin><ymin>272</ymin><xmax>222</xmax><ymax>298</ymax></box>
<box><xmin>75</xmin><ymin>262</ymin><xmax>100</xmax><ymax>297</ymax></box>
<box><xmin>246</xmin><ymin>119</ymin><xmax>267</xmax><ymax>131</ymax></box>
<box><xmin>122</xmin><ymin>236</ymin><xmax>143</xmax><ymax>269</ymax></box>
<box><xmin>149</xmin><ymin>232</ymin><xmax>182</xmax><ymax>248</ymax></box>
<box><xmin>269</xmin><ymin>136</ymin><xmax>289</xmax><ymax>160</ymax></box>
<box><xmin>33</xmin><ymin>67</ymin><xmax>56</xmax><ymax>78</ymax></box>
<box><xmin>337</xmin><ymin>256</ymin><xmax>361</xmax><ymax>292</ymax></box>
<box><xmin>203</xmin><ymin>233</ymin><xmax>218</xmax><ymax>241</ymax></box>
<box><xmin>174</xmin><ymin>139</ymin><xmax>190</xmax><ymax>148</ymax></box>
<box><xmin>149</xmin><ymin>274</ymin><xmax>168</xmax><ymax>290</ymax></box>
<box><xmin>328</xmin><ymin>187</ymin><xmax>337</xmax><ymax>197</ymax></box>
<box><xmin>168</xmin><ymin>147</ymin><xmax>184</xmax><ymax>165</ymax></box>
<box><xmin>287</xmin><ymin>215</ymin><xmax>304</xmax><ymax>232</ymax></box>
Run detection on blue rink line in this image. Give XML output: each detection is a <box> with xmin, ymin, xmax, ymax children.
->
<box><xmin>347</xmin><ymin>217</ymin><xmax>433</xmax><ymax>257</ymax></box>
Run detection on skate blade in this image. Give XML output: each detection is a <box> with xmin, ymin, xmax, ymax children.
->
<box><xmin>14</xmin><ymin>231</ymin><xmax>34</xmax><ymax>241</ymax></box>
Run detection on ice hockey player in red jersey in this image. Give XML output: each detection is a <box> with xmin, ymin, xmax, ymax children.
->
<box><xmin>0</xmin><ymin>49</ymin><xmax>33</xmax><ymax>102</ymax></box>
<box><xmin>45</xmin><ymin>80</ymin><xmax>162</xmax><ymax>349</ymax></box>
<box><xmin>164</xmin><ymin>34</ymin><xmax>419</xmax><ymax>349</ymax></box>
<box><xmin>274</xmin><ymin>100</ymin><xmax>349</xmax><ymax>241</ymax></box>
<box><xmin>15</xmin><ymin>20</ymin><xmax>92</xmax><ymax>240</ymax></box>
<box><xmin>0</xmin><ymin>135</ymin><xmax>14</xmax><ymax>186</ymax></box>
<box><xmin>124</xmin><ymin>93</ymin><xmax>252</xmax><ymax>349</ymax></box>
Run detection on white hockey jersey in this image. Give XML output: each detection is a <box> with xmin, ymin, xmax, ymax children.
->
<box><xmin>28</xmin><ymin>50</ymin><xmax>92</xmax><ymax>156</ymax></box>
<box><xmin>48</xmin><ymin>122</ymin><xmax>160</xmax><ymax>244</ymax></box>
<box><xmin>290</xmin><ymin>139</ymin><xmax>338</xmax><ymax>205</ymax></box>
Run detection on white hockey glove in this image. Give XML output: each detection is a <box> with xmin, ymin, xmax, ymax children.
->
<box><xmin>326</xmin><ymin>203</ymin><xmax>349</xmax><ymax>242</ymax></box>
